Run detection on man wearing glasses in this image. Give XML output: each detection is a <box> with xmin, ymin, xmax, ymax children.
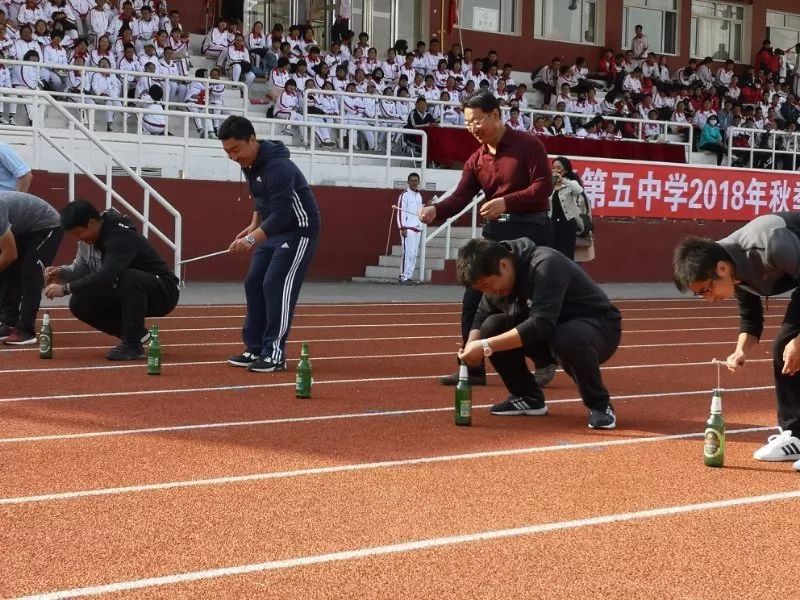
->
<box><xmin>673</xmin><ymin>213</ymin><xmax>800</xmax><ymax>472</ymax></box>
<box><xmin>419</xmin><ymin>90</ymin><xmax>555</xmax><ymax>387</ymax></box>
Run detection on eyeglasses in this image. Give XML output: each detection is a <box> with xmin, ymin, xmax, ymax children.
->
<box><xmin>694</xmin><ymin>278</ymin><xmax>716</xmax><ymax>298</ymax></box>
<box><xmin>465</xmin><ymin>113</ymin><xmax>492</xmax><ymax>130</ymax></box>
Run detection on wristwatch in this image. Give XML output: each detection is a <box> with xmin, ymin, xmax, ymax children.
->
<box><xmin>244</xmin><ymin>233</ymin><xmax>256</xmax><ymax>246</ymax></box>
<box><xmin>481</xmin><ymin>339</ymin><xmax>493</xmax><ymax>357</ymax></box>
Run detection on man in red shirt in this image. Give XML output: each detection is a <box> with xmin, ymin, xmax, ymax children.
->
<box><xmin>419</xmin><ymin>91</ymin><xmax>555</xmax><ymax>386</ymax></box>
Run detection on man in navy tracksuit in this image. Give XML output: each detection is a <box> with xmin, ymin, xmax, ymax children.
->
<box><xmin>219</xmin><ymin>116</ymin><xmax>321</xmax><ymax>373</ymax></box>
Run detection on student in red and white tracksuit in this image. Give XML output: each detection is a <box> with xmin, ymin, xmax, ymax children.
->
<box><xmin>397</xmin><ymin>172</ymin><xmax>423</xmax><ymax>283</ymax></box>
<box><xmin>140</xmin><ymin>84</ymin><xmax>166</xmax><ymax>134</ymax></box>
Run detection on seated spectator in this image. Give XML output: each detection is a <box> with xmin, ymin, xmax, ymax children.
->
<box><xmin>717</xmin><ymin>99</ymin><xmax>734</xmax><ymax>133</ymax></box>
<box><xmin>531</xmin><ymin>115</ymin><xmax>551</xmax><ymax>135</ymax></box>
<box><xmin>493</xmin><ymin>78</ymin><xmax>508</xmax><ymax>104</ymax></box>
<box><xmin>504</xmin><ymin>106</ymin><xmax>526</xmax><ymax>131</ymax></box>
<box><xmin>715</xmin><ymin>59</ymin><xmax>735</xmax><ymax>93</ymax></box>
<box><xmin>500</xmin><ymin>63</ymin><xmax>516</xmax><ymax>93</ymax></box>
<box><xmin>725</xmin><ymin>75</ymin><xmax>741</xmax><ymax>102</ymax></box>
<box><xmin>45</xmin><ymin>200</ymin><xmax>179</xmax><ymax>360</ymax></box>
<box><xmin>548</xmin><ymin>114</ymin><xmax>568</xmax><ymax>136</ymax></box>
<box><xmin>730</xmin><ymin>115</ymin><xmax>753</xmax><ymax>167</ymax></box>
<box><xmin>642</xmin><ymin>110</ymin><xmax>661</xmax><ymax>141</ymax></box>
<box><xmin>654</xmin><ymin>87</ymin><xmax>675</xmax><ymax>120</ymax></box>
<box><xmin>532</xmin><ymin>56</ymin><xmax>559</xmax><ymax>106</ymax></box>
<box><xmin>141</xmin><ymin>84</ymin><xmax>167</xmax><ymax>135</ymax></box>
<box><xmin>676</xmin><ymin>64</ymin><xmax>696</xmax><ymax>90</ymax></box>
<box><xmin>437</xmin><ymin>91</ymin><xmax>463</xmax><ymax>126</ymax></box>
<box><xmin>203</xmin><ymin>17</ymin><xmax>230</xmax><ymax>62</ymax></box>
<box><xmin>405</xmin><ymin>96</ymin><xmax>435</xmax><ymax>154</ymax></box>
<box><xmin>695</xmin><ymin>57</ymin><xmax>715</xmax><ymax>90</ymax></box>
<box><xmin>622</xmin><ymin>68</ymin><xmax>645</xmax><ymax>103</ymax></box>
<box><xmin>91</xmin><ymin>56</ymin><xmax>123</xmax><ymax>131</ymax></box>
<box><xmin>601</xmin><ymin>120</ymin><xmax>622</xmax><ymax>140</ymax></box>
<box><xmin>575</xmin><ymin>116</ymin><xmax>601</xmax><ymax>139</ymax></box>
<box><xmin>594</xmin><ymin>48</ymin><xmax>617</xmax><ymax>88</ymax></box>
<box><xmin>636</xmin><ymin>95</ymin><xmax>656</xmax><ymax>120</ymax></box>
<box><xmin>554</xmin><ymin>83</ymin><xmax>573</xmax><ymax>112</ymax></box>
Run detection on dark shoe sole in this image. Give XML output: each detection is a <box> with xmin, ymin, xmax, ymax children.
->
<box><xmin>491</xmin><ymin>406</ymin><xmax>549</xmax><ymax>416</ymax></box>
<box><xmin>106</xmin><ymin>353</ymin><xmax>145</xmax><ymax>361</ymax></box>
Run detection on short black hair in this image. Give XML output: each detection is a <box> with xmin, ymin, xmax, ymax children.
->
<box><xmin>407</xmin><ymin>172</ymin><xmax>420</xmax><ymax>181</ymax></box>
<box><xmin>148</xmin><ymin>84</ymin><xmax>163</xmax><ymax>101</ymax></box>
<box><xmin>462</xmin><ymin>89</ymin><xmax>499</xmax><ymax>113</ymax></box>
<box><xmin>218</xmin><ymin>115</ymin><xmax>255</xmax><ymax>141</ymax></box>
<box><xmin>456</xmin><ymin>239</ymin><xmax>512</xmax><ymax>287</ymax></box>
<box><xmin>61</xmin><ymin>200</ymin><xmax>101</xmax><ymax>229</ymax></box>
<box><xmin>672</xmin><ymin>236</ymin><xmax>730</xmax><ymax>292</ymax></box>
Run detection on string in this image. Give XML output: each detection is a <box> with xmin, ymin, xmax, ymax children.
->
<box><xmin>385</xmin><ymin>206</ymin><xmax>397</xmax><ymax>256</ymax></box>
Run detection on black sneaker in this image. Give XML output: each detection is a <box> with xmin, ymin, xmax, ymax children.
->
<box><xmin>248</xmin><ymin>356</ymin><xmax>287</xmax><ymax>373</ymax></box>
<box><xmin>0</xmin><ymin>323</ymin><xmax>12</xmax><ymax>340</ymax></box>
<box><xmin>534</xmin><ymin>364</ymin><xmax>557</xmax><ymax>387</ymax></box>
<box><xmin>588</xmin><ymin>405</ymin><xmax>617</xmax><ymax>430</ymax></box>
<box><xmin>490</xmin><ymin>395</ymin><xmax>548</xmax><ymax>416</ymax></box>
<box><xmin>228</xmin><ymin>351</ymin><xmax>258</xmax><ymax>367</ymax></box>
<box><xmin>106</xmin><ymin>342</ymin><xmax>145</xmax><ymax>361</ymax></box>
<box><xmin>440</xmin><ymin>370</ymin><xmax>487</xmax><ymax>386</ymax></box>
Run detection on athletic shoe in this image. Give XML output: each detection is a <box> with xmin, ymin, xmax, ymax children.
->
<box><xmin>440</xmin><ymin>370</ymin><xmax>487</xmax><ymax>386</ymax></box>
<box><xmin>793</xmin><ymin>458</ymin><xmax>800</xmax><ymax>472</ymax></box>
<box><xmin>106</xmin><ymin>342</ymin><xmax>145</xmax><ymax>361</ymax></box>
<box><xmin>534</xmin><ymin>364</ymin><xmax>557</xmax><ymax>387</ymax></box>
<box><xmin>3</xmin><ymin>329</ymin><xmax>37</xmax><ymax>345</ymax></box>
<box><xmin>248</xmin><ymin>357</ymin><xmax>287</xmax><ymax>373</ymax></box>
<box><xmin>228</xmin><ymin>351</ymin><xmax>258</xmax><ymax>368</ymax></box>
<box><xmin>0</xmin><ymin>323</ymin><xmax>12</xmax><ymax>341</ymax></box>
<box><xmin>490</xmin><ymin>394</ymin><xmax>548</xmax><ymax>416</ymax></box>
<box><xmin>753</xmin><ymin>429</ymin><xmax>800</xmax><ymax>462</ymax></box>
<box><xmin>589</xmin><ymin>405</ymin><xmax>617</xmax><ymax>430</ymax></box>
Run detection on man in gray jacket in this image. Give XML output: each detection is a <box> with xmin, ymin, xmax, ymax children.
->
<box><xmin>673</xmin><ymin>212</ymin><xmax>800</xmax><ymax>471</ymax></box>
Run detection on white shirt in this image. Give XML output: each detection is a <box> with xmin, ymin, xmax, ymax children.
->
<box><xmin>0</xmin><ymin>66</ymin><xmax>11</xmax><ymax>89</ymax></box>
<box><xmin>248</xmin><ymin>33</ymin><xmax>266</xmax><ymax>50</ymax></box>
<box><xmin>631</xmin><ymin>34</ymin><xmax>649</xmax><ymax>60</ymax></box>
<box><xmin>276</xmin><ymin>90</ymin><xmax>300</xmax><ymax>115</ymax></box>
<box><xmin>135</xmin><ymin>17</ymin><xmax>158</xmax><ymax>41</ymax></box>
<box><xmin>13</xmin><ymin>39</ymin><xmax>42</xmax><ymax>61</ymax></box>
<box><xmin>270</xmin><ymin>68</ymin><xmax>290</xmax><ymax>88</ymax></box>
<box><xmin>42</xmin><ymin>44</ymin><xmax>68</xmax><ymax>67</ymax></box>
<box><xmin>118</xmin><ymin>56</ymin><xmax>140</xmax><ymax>83</ymax></box>
<box><xmin>91</xmin><ymin>73</ymin><xmax>122</xmax><ymax>97</ymax></box>
<box><xmin>17</xmin><ymin>6</ymin><xmax>45</xmax><ymax>26</ymax></box>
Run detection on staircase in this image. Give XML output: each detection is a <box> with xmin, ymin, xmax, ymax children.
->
<box><xmin>354</xmin><ymin>226</ymin><xmax>475</xmax><ymax>284</ymax></box>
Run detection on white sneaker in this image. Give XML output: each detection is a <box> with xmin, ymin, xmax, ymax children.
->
<box><xmin>753</xmin><ymin>429</ymin><xmax>800</xmax><ymax>461</ymax></box>
<box><xmin>794</xmin><ymin>458</ymin><xmax>800</xmax><ymax>472</ymax></box>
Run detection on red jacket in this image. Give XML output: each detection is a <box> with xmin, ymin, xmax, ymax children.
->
<box><xmin>754</xmin><ymin>48</ymin><xmax>779</xmax><ymax>74</ymax></box>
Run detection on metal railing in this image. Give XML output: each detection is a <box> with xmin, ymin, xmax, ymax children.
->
<box><xmin>726</xmin><ymin>126</ymin><xmax>800</xmax><ymax>171</ymax></box>
<box><xmin>418</xmin><ymin>187</ymin><xmax>484</xmax><ymax>282</ymax></box>
<box><xmin>8</xmin><ymin>88</ymin><xmax>182</xmax><ymax>274</ymax></box>
<box><xmin>2</xmin><ymin>58</ymin><xmax>249</xmax><ymax>117</ymax></box>
<box><xmin>8</xmin><ymin>94</ymin><xmax>428</xmax><ymax>187</ymax></box>
<box><xmin>302</xmin><ymin>88</ymin><xmax>695</xmax><ymax>161</ymax></box>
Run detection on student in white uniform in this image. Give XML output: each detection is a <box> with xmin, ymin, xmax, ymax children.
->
<box><xmin>157</xmin><ymin>45</ymin><xmax>185</xmax><ymax>103</ymax></box>
<box><xmin>16</xmin><ymin>0</ymin><xmax>45</xmax><ymax>28</ymax></box>
<box><xmin>91</xmin><ymin>56</ymin><xmax>122</xmax><ymax>130</ymax></box>
<box><xmin>274</xmin><ymin>77</ymin><xmax>303</xmax><ymax>140</ymax></box>
<box><xmin>378</xmin><ymin>87</ymin><xmax>401</xmax><ymax>148</ymax></box>
<box><xmin>342</xmin><ymin>81</ymin><xmax>366</xmax><ymax>149</ymax></box>
<box><xmin>225</xmin><ymin>33</ymin><xmax>254</xmax><ymax>88</ymax></box>
<box><xmin>396</xmin><ymin>172</ymin><xmax>423</xmax><ymax>284</ymax></box>
<box><xmin>140</xmin><ymin>83</ymin><xmax>166</xmax><ymax>134</ymax></box>
<box><xmin>9</xmin><ymin>49</ymin><xmax>42</xmax><ymax>124</ymax></box>
<box><xmin>42</xmin><ymin>31</ymin><xmax>69</xmax><ymax>92</ymax></box>
<box><xmin>0</xmin><ymin>54</ymin><xmax>13</xmax><ymax>123</ymax></box>
<box><xmin>133</xmin><ymin>59</ymin><xmax>159</xmax><ymax>98</ymax></box>
<box><xmin>133</xmin><ymin>5</ymin><xmax>157</xmax><ymax>54</ymax></box>
<box><xmin>90</xmin><ymin>34</ymin><xmax>116</xmax><ymax>67</ymax></box>
<box><xmin>202</xmin><ymin>16</ymin><xmax>228</xmax><ymax>62</ymax></box>
<box><xmin>88</xmin><ymin>0</ymin><xmax>111</xmax><ymax>47</ymax></box>
<box><xmin>304</xmin><ymin>80</ymin><xmax>335</xmax><ymax>147</ymax></box>
<box><xmin>117</xmin><ymin>42</ymin><xmax>141</xmax><ymax>99</ymax></box>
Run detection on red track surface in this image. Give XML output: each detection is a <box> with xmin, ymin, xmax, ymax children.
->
<box><xmin>1</xmin><ymin>299</ymin><xmax>797</xmax><ymax>599</ymax></box>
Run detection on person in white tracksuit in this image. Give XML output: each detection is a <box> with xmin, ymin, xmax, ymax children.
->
<box><xmin>396</xmin><ymin>172</ymin><xmax>423</xmax><ymax>284</ymax></box>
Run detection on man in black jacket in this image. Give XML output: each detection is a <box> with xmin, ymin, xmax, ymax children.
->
<box><xmin>673</xmin><ymin>212</ymin><xmax>800</xmax><ymax>471</ymax></box>
<box><xmin>44</xmin><ymin>200</ymin><xmax>180</xmax><ymax>360</ymax></box>
<box><xmin>456</xmin><ymin>238</ymin><xmax>621</xmax><ymax>429</ymax></box>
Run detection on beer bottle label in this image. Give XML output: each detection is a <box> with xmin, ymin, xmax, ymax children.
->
<box><xmin>148</xmin><ymin>356</ymin><xmax>160</xmax><ymax>368</ymax></box>
<box><xmin>39</xmin><ymin>334</ymin><xmax>51</xmax><ymax>353</ymax></box>
<box><xmin>459</xmin><ymin>399</ymin><xmax>471</xmax><ymax>418</ymax></box>
<box><xmin>703</xmin><ymin>429</ymin><xmax>722</xmax><ymax>457</ymax></box>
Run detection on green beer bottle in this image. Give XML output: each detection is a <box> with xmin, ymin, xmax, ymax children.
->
<box><xmin>296</xmin><ymin>342</ymin><xmax>312</xmax><ymax>399</ymax></box>
<box><xmin>39</xmin><ymin>311</ymin><xmax>52</xmax><ymax>359</ymax></box>
<box><xmin>147</xmin><ymin>324</ymin><xmax>162</xmax><ymax>375</ymax></box>
<box><xmin>455</xmin><ymin>362</ymin><xmax>472</xmax><ymax>426</ymax></box>
<box><xmin>703</xmin><ymin>389</ymin><xmax>725</xmax><ymax>468</ymax></box>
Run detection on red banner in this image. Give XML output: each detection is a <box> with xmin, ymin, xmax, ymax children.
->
<box><xmin>571</xmin><ymin>159</ymin><xmax>800</xmax><ymax>221</ymax></box>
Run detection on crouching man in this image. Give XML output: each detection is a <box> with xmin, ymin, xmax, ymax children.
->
<box><xmin>456</xmin><ymin>238</ymin><xmax>622</xmax><ymax>429</ymax></box>
<box><xmin>44</xmin><ymin>200</ymin><xmax>180</xmax><ymax>360</ymax></box>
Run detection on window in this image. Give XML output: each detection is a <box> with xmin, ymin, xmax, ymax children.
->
<box><xmin>766</xmin><ymin>10</ymin><xmax>800</xmax><ymax>67</ymax></box>
<box><xmin>690</xmin><ymin>1</ymin><xmax>747</xmax><ymax>62</ymax></box>
<box><xmin>460</xmin><ymin>0</ymin><xmax>517</xmax><ymax>35</ymax></box>
<box><xmin>535</xmin><ymin>0</ymin><xmax>603</xmax><ymax>46</ymax></box>
<box><xmin>623</xmin><ymin>1</ymin><xmax>678</xmax><ymax>55</ymax></box>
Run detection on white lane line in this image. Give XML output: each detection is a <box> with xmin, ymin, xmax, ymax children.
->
<box><xmin>0</xmin><ymin>386</ymin><xmax>775</xmax><ymax>445</ymax></box>
<box><xmin>0</xmin><ymin>425</ymin><xmax>776</xmax><ymax>507</ymax></box>
<box><xmin>0</xmin><ymin>356</ymin><xmax>772</xmax><ymax>377</ymax></box>
<box><xmin>15</xmin><ymin>486</ymin><xmax>800</xmax><ymax>600</ymax></box>
<box><xmin>35</xmin><ymin>323</ymin><xmax>782</xmax><ymax>336</ymax></box>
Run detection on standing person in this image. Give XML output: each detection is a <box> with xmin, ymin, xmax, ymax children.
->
<box><xmin>0</xmin><ymin>191</ymin><xmax>63</xmax><ymax>345</ymax></box>
<box><xmin>0</xmin><ymin>142</ymin><xmax>32</xmax><ymax>191</ymax></box>
<box><xmin>456</xmin><ymin>238</ymin><xmax>621</xmax><ymax>428</ymax></box>
<box><xmin>672</xmin><ymin>214</ymin><xmax>800</xmax><ymax>472</ymax></box>
<box><xmin>397</xmin><ymin>172</ymin><xmax>423</xmax><ymax>285</ymax></box>
<box><xmin>331</xmin><ymin>0</ymin><xmax>350</xmax><ymax>44</ymax></box>
<box><xmin>219</xmin><ymin>115</ymin><xmax>321</xmax><ymax>373</ymax></box>
<box><xmin>44</xmin><ymin>200</ymin><xmax>180</xmax><ymax>360</ymax></box>
<box><xmin>419</xmin><ymin>91</ymin><xmax>555</xmax><ymax>386</ymax></box>
<box><xmin>631</xmin><ymin>24</ymin><xmax>649</xmax><ymax>65</ymax></box>
<box><xmin>550</xmin><ymin>156</ymin><xmax>593</xmax><ymax>261</ymax></box>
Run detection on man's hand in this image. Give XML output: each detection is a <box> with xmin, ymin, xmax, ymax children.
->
<box><xmin>44</xmin><ymin>284</ymin><xmax>66</xmax><ymax>299</ymax></box>
<box><xmin>235</xmin><ymin>225</ymin><xmax>255</xmax><ymax>240</ymax></box>
<box><xmin>228</xmin><ymin>237</ymin><xmax>254</xmax><ymax>254</ymax></box>
<box><xmin>44</xmin><ymin>266</ymin><xmax>63</xmax><ymax>284</ymax></box>
<box><xmin>479</xmin><ymin>197</ymin><xmax>507</xmax><ymax>221</ymax></box>
<box><xmin>783</xmin><ymin>338</ymin><xmax>800</xmax><ymax>375</ymax></box>
<box><xmin>726</xmin><ymin>349</ymin><xmax>747</xmax><ymax>372</ymax></box>
<box><xmin>457</xmin><ymin>340</ymin><xmax>484</xmax><ymax>367</ymax></box>
<box><xmin>419</xmin><ymin>205</ymin><xmax>437</xmax><ymax>224</ymax></box>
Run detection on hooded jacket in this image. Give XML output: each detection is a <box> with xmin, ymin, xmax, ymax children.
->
<box><xmin>243</xmin><ymin>140</ymin><xmax>321</xmax><ymax>245</ymax></box>
<box><xmin>718</xmin><ymin>212</ymin><xmax>800</xmax><ymax>339</ymax></box>
<box><xmin>472</xmin><ymin>238</ymin><xmax>619</xmax><ymax>346</ymax></box>
<box><xmin>68</xmin><ymin>210</ymin><xmax>178</xmax><ymax>294</ymax></box>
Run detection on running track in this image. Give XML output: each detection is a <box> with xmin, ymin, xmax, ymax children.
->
<box><xmin>1</xmin><ymin>299</ymin><xmax>796</xmax><ymax>599</ymax></box>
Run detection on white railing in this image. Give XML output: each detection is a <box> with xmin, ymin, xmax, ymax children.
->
<box><xmin>302</xmin><ymin>88</ymin><xmax>695</xmax><ymax>161</ymax></box>
<box><xmin>418</xmin><ymin>187</ymin><xmax>484</xmax><ymax>282</ymax></box>
<box><xmin>726</xmin><ymin>126</ymin><xmax>800</xmax><ymax>171</ymax></box>
<box><xmin>2</xmin><ymin>58</ymin><xmax>249</xmax><ymax>116</ymax></box>
<box><xmin>8</xmin><ymin>94</ymin><xmax>428</xmax><ymax>187</ymax></box>
<box><xmin>8</xmin><ymin>88</ymin><xmax>182</xmax><ymax>274</ymax></box>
